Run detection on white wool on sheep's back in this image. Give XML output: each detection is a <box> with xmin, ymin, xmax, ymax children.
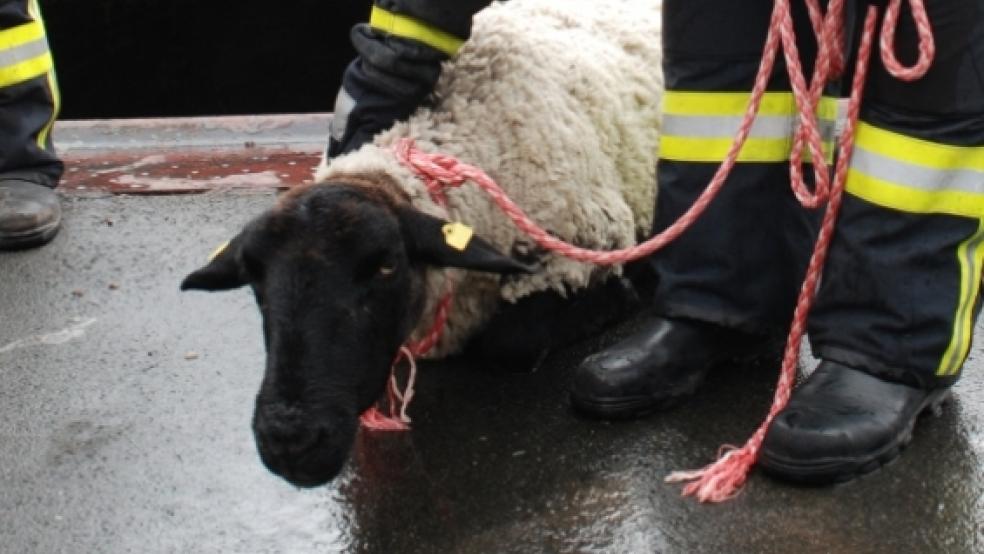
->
<box><xmin>318</xmin><ymin>0</ymin><xmax>663</xmax><ymax>357</ymax></box>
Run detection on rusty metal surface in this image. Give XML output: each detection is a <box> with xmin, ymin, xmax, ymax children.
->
<box><xmin>55</xmin><ymin>115</ymin><xmax>329</xmax><ymax>194</ymax></box>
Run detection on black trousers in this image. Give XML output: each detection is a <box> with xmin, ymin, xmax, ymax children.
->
<box><xmin>0</xmin><ymin>0</ymin><xmax>61</xmax><ymax>188</ymax></box>
<box><xmin>655</xmin><ymin>0</ymin><xmax>984</xmax><ymax>388</ymax></box>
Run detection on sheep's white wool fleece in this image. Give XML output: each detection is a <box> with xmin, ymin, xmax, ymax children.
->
<box><xmin>317</xmin><ymin>0</ymin><xmax>663</xmax><ymax>357</ymax></box>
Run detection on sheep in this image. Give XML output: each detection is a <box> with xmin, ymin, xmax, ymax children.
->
<box><xmin>181</xmin><ymin>0</ymin><xmax>663</xmax><ymax>487</ymax></box>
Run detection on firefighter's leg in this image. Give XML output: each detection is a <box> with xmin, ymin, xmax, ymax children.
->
<box><xmin>571</xmin><ymin>0</ymin><xmax>828</xmax><ymax>418</ymax></box>
<box><xmin>0</xmin><ymin>0</ymin><xmax>62</xmax><ymax>250</ymax></box>
<box><xmin>325</xmin><ymin>0</ymin><xmax>492</xmax><ymax>158</ymax></box>
<box><xmin>762</xmin><ymin>0</ymin><xmax>984</xmax><ymax>483</ymax></box>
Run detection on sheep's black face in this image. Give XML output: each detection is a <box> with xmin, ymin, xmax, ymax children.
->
<box><xmin>181</xmin><ymin>183</ymin><xmax>531</xmax><ymax>487</ymax></box>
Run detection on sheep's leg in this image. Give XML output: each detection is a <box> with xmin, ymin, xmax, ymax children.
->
<box><xmin>465</xmin><ymin>262</ymin><xmax>656</xmax><ymax>373</ymax></box>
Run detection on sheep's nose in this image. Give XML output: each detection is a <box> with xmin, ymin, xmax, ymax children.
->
<box><xmin>251</xmin><ymin>400</ymin><xmax>356</xmax><ymax>487</ymax></box>
<box><xmin>253</xmin><ymin>403</ymin><xmax>320</xmax><ymax>458</ymax></box>
<box><xmin>257</xmin><ymin>423</ymin><xmax>321</xmax><ymax>460</ymax></box>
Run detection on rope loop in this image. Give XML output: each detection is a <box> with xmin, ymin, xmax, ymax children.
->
<box><xmin>880</xmin><ymin>0</ymin><xmax>935</xmax><ymax>81</ymax></box>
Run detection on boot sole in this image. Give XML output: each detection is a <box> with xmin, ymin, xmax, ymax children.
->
<box><xmin>569</xmin><ymin>340</ymin><xmax>779</xmax><ymax>420</ymax></box>
<box><xmin>758</xmin><ymin>389</ymin><xmax>951</xmax><ymax>485</ymax></box>
<box><xmin>570</xmin><ymin>387</ymin><xmax>694</xmax><ymax>420</ymax></box>
<box><xmin>0</xmin><ymin>218</ymin><xmax>61</xmax><ymax>250</ymax></box>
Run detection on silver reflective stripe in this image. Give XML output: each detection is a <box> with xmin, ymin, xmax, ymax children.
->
<box><xmin>663</xmin><ymin>113</ymin><xmax>838</xmax><ymax>142</ymax></box>
<box><xmin>0</xmin><ymin>37</ymin><xmax>48</xmax><ymax>69</ymax></box>
<box><xmin>329</xmin><ymin>88</ymin><xmax>356</xmax><ymax>142</ymax></box>
<box><xmin>663</xmin><ymin>114</ymin><xmax>792</xmax><ymax>138</ymax></box>
<box><xmin>851</xmin><ymin>148</ymin><xmax>984</xmax><ymax>195</ymax></box>
<box><xmin>793</xmin><ymin>118</ymin><xmax>839</xmax><ymax>146</ymax></box>
<box><xmin>828</xmin><ymin>97</ymin><xmax>849</xmax><ymax>148</ymax></box>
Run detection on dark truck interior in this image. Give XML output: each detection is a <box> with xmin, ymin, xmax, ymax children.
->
<box><xmin>42</xmin><ymin>0</ymin><xmax>364</xmax><ymax>119</ymax></box>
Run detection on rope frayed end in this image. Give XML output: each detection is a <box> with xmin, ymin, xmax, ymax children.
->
<box><xmin>360</xmin><ymin>406</ymin><xmax>411</xmax><ymax>432</ymax></box>
<box><xmin>665</xmin><ymin>445</ymin><xmax>756</xmax><ymax>503</ymax></box>
<box><xmin>359</xmin><ymin>346</ymin><xmax>419</xmax><ymax>432</ymax></box>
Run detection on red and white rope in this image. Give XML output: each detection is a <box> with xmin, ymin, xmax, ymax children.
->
<box><xmin>359</xmin><ymin>219</ymin><xmax>457</xmax><ymax>431</ymax></box>
<box><xmin>370</xmin><ymin>0</ymin><xmax>935</xmax><ymax>501</ymax></box>
<box><xmin>665</xmin><ymin>0</ymin><xmax>933</xmax><ymax>502</ymax></box>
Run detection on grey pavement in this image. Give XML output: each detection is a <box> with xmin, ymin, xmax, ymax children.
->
<box><xmin>1</xmin><ymin>191</ymin><xmax>983</xmax><ymax>553</ymax></box>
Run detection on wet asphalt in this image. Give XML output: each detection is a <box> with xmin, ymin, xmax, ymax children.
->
<box><xmin>1</xmin><ymin>191</ymin><xmax>982</xmax><ymax>553</ymax></box>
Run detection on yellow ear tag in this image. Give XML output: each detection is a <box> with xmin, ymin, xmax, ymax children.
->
<box><xmin>442</xmin><ymin>222</ymin><xmax>474</xmax><ymax>251</ymax></box>
<box><xmin>208</xmin><ymin>240</ymin><xmax>231</xmax><ymax>262</ymax></box>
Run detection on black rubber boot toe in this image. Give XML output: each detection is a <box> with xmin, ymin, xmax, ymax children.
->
<box><xmin>0</xmin><ymin>179</ymin><xmax>61</xmax><ymax>250</ymax></box>
<box><xmin>570</xmin><ymin>316</ymin><xmax>770</xmax><ymax>419</ymax></box>
<box><xmin>760</xmin><ymin>361</ymin><xmax>949</xmax><ymax>485</ymax></box>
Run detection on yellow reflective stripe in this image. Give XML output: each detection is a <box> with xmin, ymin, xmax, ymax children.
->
<box><xmin>844</xmin><ymin>169</ymin><xmax>984</xmax><ymax>219</ymax></box>
<box><xmin>663</xmin><ymin>91</ymin><xmax>799</xmax><ymax>117</ymax></box>
<box><xmin>0</xmin><ymin>19</ymin><xmax>45</xmax><ymax>50</ymax></box>
<box><xmin>663</xmin><ymin>91</ymin><xmax>842</xmax><ymax>119</ymax></box>
<box><xmin>661</xmin><ymin>136</ymin><xmax>794</xmax><ymax>163</ymax></box>
<box><xmin>369</xmin><ymin>5</ymin><xmax>465</xmax><ymax>57</ymax></box>
<box><xmin>36</xmin><ymin>60</ymin><xmax>59</xmax><ymax>150</ymax></box>
<box><xmin>0</xmin><ymin>49</ymin><xmax>51</xmax><ymax>88</ymax></box>
<box><xmin>807</xmin><ymin>142</ymin><xmax>836</xmax><ymax>164</ymax></box>
<box><xmin>817</xmin><ymin>96</ymin><xmax>840</xmax><ymax>122</ymax></box>
<box><xmin>937</xmin><ymin>221</ymin><xmax>984</xmax><ymax>376</ymax></box>
<box><xmin>0</xmin><ymin>19</ymin><xmax>51</xmax><ymax>88</ymax></box>
<box><xmin>660</xmin><ymin>133</ymin><xmax>835</xmax><ymax>163</ymax></box>
<box><xmin>854</xmin><ymin>121</ymin><xmax>984</xmax><ymax>172</ymax></box>
<box><xmin>29</xmin><ymin>0</ymin><xmax>58</xmax><ymax>150</ymax></box>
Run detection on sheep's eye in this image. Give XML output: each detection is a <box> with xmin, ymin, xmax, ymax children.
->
<box><xmin>355</xmin><ymin>254</ymin><xmax>398</xmax><ymax>282</ymax></box>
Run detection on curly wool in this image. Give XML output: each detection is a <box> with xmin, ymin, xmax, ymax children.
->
<box><xmin>317</xmin><ymin>0</ymin><xmax>663</xmax><ymax>357</ymax></box>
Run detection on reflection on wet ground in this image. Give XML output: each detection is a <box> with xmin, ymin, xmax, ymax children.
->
<box><xmin>1</xmin><ymin>193</ymin><xmax>982</xmax><ymax>553</ymax></box>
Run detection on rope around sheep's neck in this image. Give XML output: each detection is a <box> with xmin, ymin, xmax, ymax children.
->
<box><xmin>369</xmin><ymin>0</ymin><xmax>935</xmax><ymax>501</ymax></box>
<box><xmin>359</xmin><ymin>233</ymin><xmax>456</xmax><ymax>430</ymax></box>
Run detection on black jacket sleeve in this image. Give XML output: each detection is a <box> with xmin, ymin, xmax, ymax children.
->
<box><xmin>326</xmin><ymin>1</ymin><xmax>494</xmax><ymax>158</ymax></box>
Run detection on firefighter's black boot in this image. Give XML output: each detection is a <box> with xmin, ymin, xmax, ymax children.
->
<box><xmin>570</xmin><ymin>315</ymin><xmax>771</xmax><ymax>419</ymax></box>
<box><xmin>0</xmin><ymin>179</ymin><xmax>61</xmax><ymax>250</ymax></box>
<box><xmin>760</xmin><ymin>361</ymin><xmax>950</xmax><ymax>485</ymax></box>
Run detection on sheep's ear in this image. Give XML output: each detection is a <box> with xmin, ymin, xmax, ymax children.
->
<box><xmin>180</xmin><ymin>232</ymin><xmax>249</xmax><ymax>291</ymax></box>
<box><xmin>398</xmin><ymin>208</ymin><xmax>535</xmax><ymax>275</ymax></box>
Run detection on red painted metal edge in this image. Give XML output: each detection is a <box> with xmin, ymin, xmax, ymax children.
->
<box><xmin>55</xmin><ymin>114</ymin><xmax>331</xmax><ymax>195</ymax></box>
